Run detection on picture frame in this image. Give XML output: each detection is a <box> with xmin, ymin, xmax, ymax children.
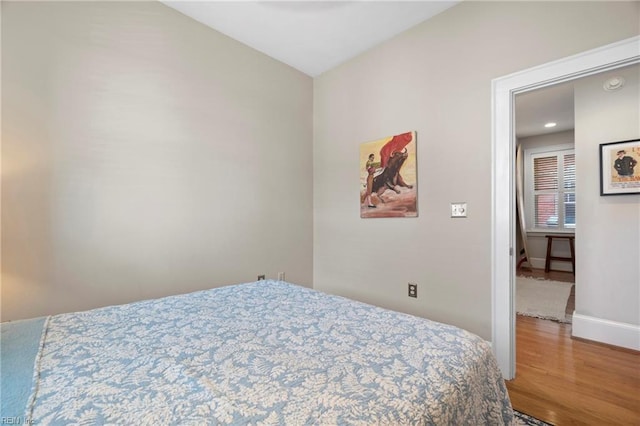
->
<box><xmin>360</xmin><ymin>131</ymin><xmax>417</xmax><ymax>218</ymax></box>
<box><xmin>599</xmin><ymin>139</ymin><xmax>640</xmax><ymax>196</ymax></box>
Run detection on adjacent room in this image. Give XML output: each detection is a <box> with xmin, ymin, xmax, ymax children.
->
<box><xmin>509</xmin><ymin>61</ymin><xmax>640</xmax><ymax>424</ymax></box>
<box><xmin>2</xmin><ymin>1</ymin><xmax>639</xmax><ymax>424</ymax></box>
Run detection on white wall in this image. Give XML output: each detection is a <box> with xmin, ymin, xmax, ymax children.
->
<box><xmin>313</xmin><ymin>1</ymin><xmax>640</xmax><ymax>340</ymax></box>
<box><xmin>1</xmin><ymin>2</ymin><xmax>313</xmax><ymax>320</ymax></box>
<box><xmin>517</xmin><ymin>130</ymin><xmax>575</xmax><ymax>271</ymax></box>
<box><xmin>573</xmin><ymin>65</ymin><xmax>639</xmax><ymax>348</ymax></box>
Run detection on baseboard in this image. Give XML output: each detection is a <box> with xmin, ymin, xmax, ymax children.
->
<box><xmin>572</xmin><ymin>313</ymin><xmax>640</xmax><ymax>351</ymax></box>
<box><xmin>528</xmin><ymin>257</ymin><xmax>573</xmax><ymax>272</ymax></box>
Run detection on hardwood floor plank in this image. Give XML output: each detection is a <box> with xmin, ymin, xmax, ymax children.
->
<box><xmin>510</xmin><ymin>268</ymin><xmax>640</xmax><ymax>424</ymax></box>
<box><xmin>506</xmin><ymin>315</ymin><xmax>640</xmax><ymax>425</ymax></box>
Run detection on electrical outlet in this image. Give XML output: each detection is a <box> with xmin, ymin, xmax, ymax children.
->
<box><xmin>408</xmin><ymin>283</ymin><xmax>418</xmax><ymax>298</ymax></box>
<box><xmin>278</xmin><ymin>272</ymin><xmax>285</xmax><ymax>281</ymax></box>
<box><xmin>258</xmin><ymin>275</ymin><xmax>265</xmax><ymax>281</ymax></box>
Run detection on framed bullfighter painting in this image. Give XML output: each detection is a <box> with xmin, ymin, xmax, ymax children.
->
<box><xmin>360</xmin><ymin>131</ymin><xmax>417</xmax><ymax>218</ymax></box>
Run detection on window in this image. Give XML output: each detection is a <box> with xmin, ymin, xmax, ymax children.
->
<box><xmin>525</xmin><ymin>145</ymin><xmax>575</xmax><ymax>231</ymax></box>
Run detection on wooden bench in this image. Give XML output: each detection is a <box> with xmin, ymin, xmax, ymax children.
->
<box><xmin>544</xmin><ymin>235</ymin><xmax>575</xmax><ymax>274</ymax></box>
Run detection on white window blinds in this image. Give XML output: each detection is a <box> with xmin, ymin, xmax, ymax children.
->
<box><xmin>526</xmin><ymin>147</ymin><xmax>575</xmax><ymax>231</ymax></box>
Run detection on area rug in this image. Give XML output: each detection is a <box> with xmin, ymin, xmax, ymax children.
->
<box><xmin>514</xmin><ymin>410</ymin><xmax>553</xmax><ymax>425</ymax></box>
<box><xmin>516</xmin><ymin>276</ymin><xmax>573</xmax><ymax>323</ymax></box>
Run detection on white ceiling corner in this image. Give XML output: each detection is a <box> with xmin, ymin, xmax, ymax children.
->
<box><xmin>160</xmin><ymin>1</ymin><xmax>461</xmax><ymax>77</ymax></box>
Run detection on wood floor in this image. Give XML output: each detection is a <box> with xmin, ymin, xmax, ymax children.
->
<box><xmin>507</xmin><ymin>269</ymin><xmax>640</xmax><ymax>425</ymax></box>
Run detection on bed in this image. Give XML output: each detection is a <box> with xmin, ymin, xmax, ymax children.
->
<box><xmin>1</xmin><ymin>280</ymin><xmax>514</xmax><ymax>425</ymax></box>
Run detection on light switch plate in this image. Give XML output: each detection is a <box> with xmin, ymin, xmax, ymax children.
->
<box><xmin>451</xmin><ymin>202</ymin><xmax>467</xmax><ymax>218</ymax></box>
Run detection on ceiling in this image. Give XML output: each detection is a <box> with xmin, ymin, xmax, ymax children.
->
<box><xmin>515</xmin><ymin>81</ymin><xmax>575</xmax><ymax>138</ymax></box>
<box><xmin>515</xmin><ymin>63</ymin><xmax>639</xmax><ymax>138</ymax></box>
<box><xmin>160</xmin><ymin>1</ymin><xmax>460</xmax><ymax>77</ymax></box>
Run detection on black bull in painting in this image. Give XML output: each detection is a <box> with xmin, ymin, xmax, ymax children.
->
<box><xmin>372</xmin><ymin>148</ymin><xmax>413</xmax><ymax>200</ymax></box>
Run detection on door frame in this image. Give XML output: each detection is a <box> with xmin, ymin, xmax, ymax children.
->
<box><xmin>491</xmin><ymin>35</ymin><xmax>640</xmax><ymax>379</ymax></box>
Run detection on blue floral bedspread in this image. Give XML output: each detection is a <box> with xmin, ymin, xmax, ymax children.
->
<box><xmin>27</xmin><ymin>280</ymin><xmax>514</xmax><ymax>425</ymax></box>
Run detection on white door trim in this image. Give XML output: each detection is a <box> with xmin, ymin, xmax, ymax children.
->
<box><xmin>491</xmin><ymin>35</ymin><xmax>640</xmax><ymax>379</ymax></box>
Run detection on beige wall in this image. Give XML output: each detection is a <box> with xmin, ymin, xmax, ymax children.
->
<box><xmin>313</xmin><ymin>1</ymin><xmax>640</xmax><ymax>340</ymax></box>
<box><xmin>3</xmin><ymin>1</ymin><xmax>639</xmax><ymax>335</ymax></box>
<box><xmin>1</xmin><ymin>1</ymin><xmax>313</xmax><ymax>320</ymax></box>
<box><xmin>574</xmin><ymin>64</ymin><xmax>639</xmax><ymax>327</ymax></box>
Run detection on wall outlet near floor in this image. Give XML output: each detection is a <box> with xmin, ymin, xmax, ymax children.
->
<box><xmin>408</xmin><ymin>282</ymin><xmax>418</xmax><ymax>298</ymax></box>
<box><xmin>277</xmin><ymin>272</ymin><xmax>285</xmax><ymax>281</ymax></box>
<box><xmin>258</xmin><ymin>275</ymin><xmax>265</xmax><ymax>281</ymax></box>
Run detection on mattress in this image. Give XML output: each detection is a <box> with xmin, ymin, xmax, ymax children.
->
<box><xmin>1</xmin><ymin>280</ymin><xmax>514</xmax><ymax>425</ymax></box>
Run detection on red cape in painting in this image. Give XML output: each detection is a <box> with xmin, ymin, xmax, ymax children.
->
<box><xmin>379</xmin><ymin>132</ymin><xmax>413</xmax><ymax>168</ymax></box>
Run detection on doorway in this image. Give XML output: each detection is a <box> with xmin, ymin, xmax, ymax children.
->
<box><xmin>514</xmin><ymin>80</ymin><xmax>576</xmax><ymax>327</ymax></box>
<box><xmin>491</xmin><ymin>36</ymin><xmax>640</xmax><ymax>379</ymax></box>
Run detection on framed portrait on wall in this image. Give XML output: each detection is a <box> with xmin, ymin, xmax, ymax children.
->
<box><xmin>599</xmin><ymin>139</ymin><xmax>640</xmax><ymax>195</ymax></box>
